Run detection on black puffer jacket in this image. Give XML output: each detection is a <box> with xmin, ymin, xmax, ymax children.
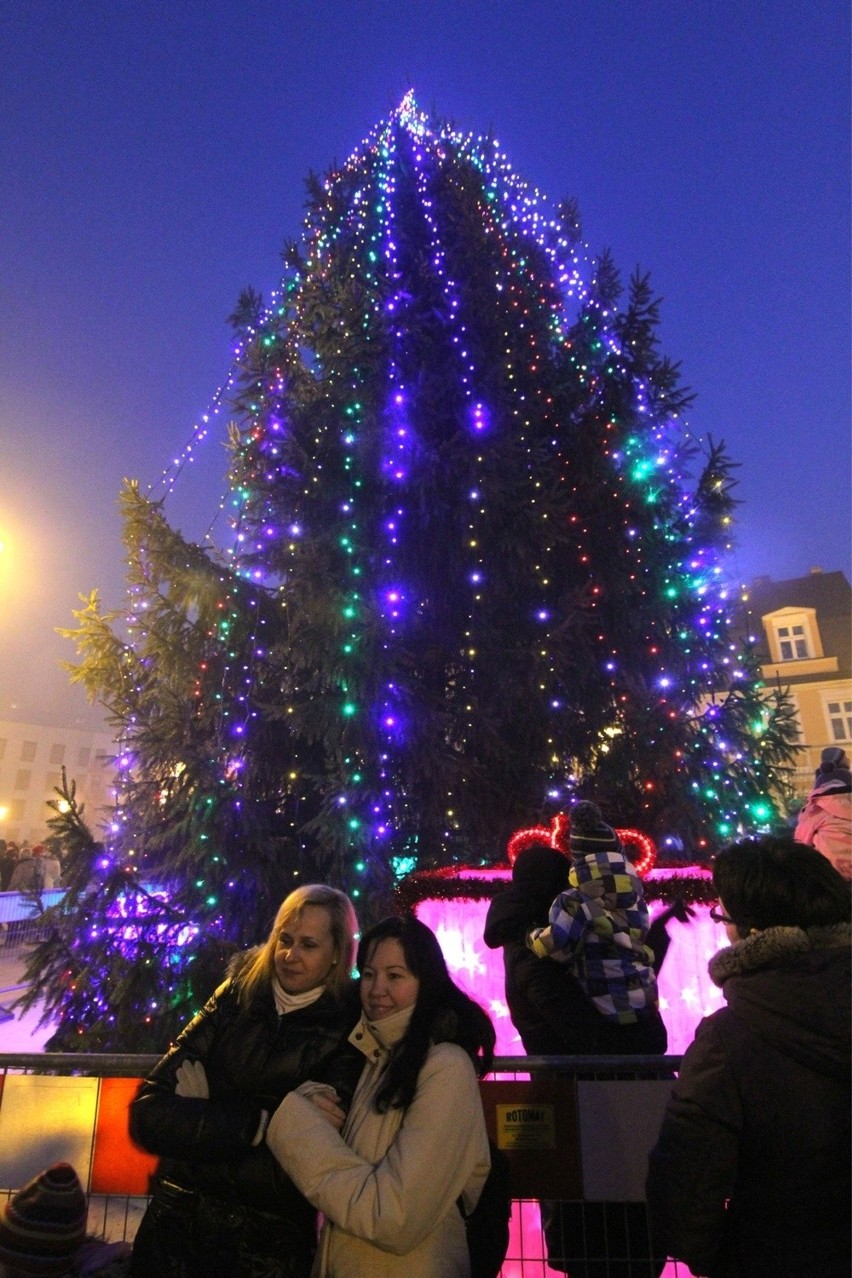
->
<box><xmin>647</xmin><ymin>923</ymin><xmax>851</xmax><ymax>1278</ymax></box>
<box><xmin>129</xmin><ymin>952</ymin><xmax>361</xmax><ymax>1278</ymax></box>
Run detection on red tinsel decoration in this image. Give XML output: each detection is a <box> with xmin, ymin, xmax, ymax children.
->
<box><xmin>394</xmin><ymin>863</ymin><xmax>714</xmax><ymax>913</ymax></box>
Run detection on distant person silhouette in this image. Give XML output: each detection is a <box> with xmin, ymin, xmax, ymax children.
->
<box><xmin>795</xmin><ymin>746</ymin><xmax>851</xmax><ymax>879</ymax></box>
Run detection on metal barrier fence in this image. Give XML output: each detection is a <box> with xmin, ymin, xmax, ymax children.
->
<box><xmin>0</xmin><ymin>891</ymin><xmax>63</xmax><ymax>972</ymax></box>
<box><xmin>0</xmin><ymin>907</ymin><xmax>52</xmax><ymax>1024</ymax></box>
<box><xmin>0</xmin><ymin>918</ymin><xmax>50</xmax><ymax>960</ymax></box>
<box><xmin>0</xmin><ymin>890</ymin><xmax>65</xmax><ymax>922</ymax></box>
<box><xmin>0</xmin><ymin>1051</ymin><xmax>692</xmax><ymax>1276</ymax></box>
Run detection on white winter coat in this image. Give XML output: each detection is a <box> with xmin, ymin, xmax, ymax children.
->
<box><xmin>266</xmin><ymin>1006</ymin><xmax>490</xmax><ymax>1277</ymax></box>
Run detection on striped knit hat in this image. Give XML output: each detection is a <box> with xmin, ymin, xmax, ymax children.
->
<box><xmin>568</xmin><ymin>801</ymin><xmax>621</xmax><ymax>859</ymax></box>
<box><xmin>0</xmin><ymin>1163</ymin><xmax>87</xmax><ymax>1276</ymax></box>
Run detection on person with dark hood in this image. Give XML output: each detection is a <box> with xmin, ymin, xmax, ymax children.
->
<box><xmin>646</xmin><ymin>836</ymin><xmax>851</xmax><ymax>1277</ymax></box>
<box><xmin>795</xmin><ymin>745</ymin><xmax>851</xmax><ymax>879</ymax></box>
<box><xmin>526</xmin><ymin>802</ymin><xmax>667</xmax><ymax>1054</ymax></box>
<box><xmin>483</xmin><ymin>842</ymin><xmax>604</xmax><ymax>1054</ymax></box>
<box><xmin>484</xmin><ymin>838</ymin><xmax>668</xmax><ymax>1276</ymax></box>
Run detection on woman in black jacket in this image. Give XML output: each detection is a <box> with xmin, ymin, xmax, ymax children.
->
<box><xmin>129</xmin><ymin>883</ymin><xmax>361</xmax><ymax>1278</ymax></box>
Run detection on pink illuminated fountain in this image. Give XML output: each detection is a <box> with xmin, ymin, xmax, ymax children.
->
<box><xmin>399</xmin><ymin>815</ymin><xmax>723</xmax><ymax>1058</ymax></box>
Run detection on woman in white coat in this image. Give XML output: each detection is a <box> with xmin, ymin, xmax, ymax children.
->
<box><xmin>266</xmin><ymin>913</ymin><xmax>494</xmax><ymax>1277</ymax></box>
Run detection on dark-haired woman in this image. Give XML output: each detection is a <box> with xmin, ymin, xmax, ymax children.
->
<box><xmin>647</xmin><ymin>836</ymin><xmax>851</xmax><ymax>1277</ymax></box>
<box><xmin>129</xmin><ymin>884</ymin><xmax>362</xmax><ymax>1278</ymax></box>
<box><xmin>266</xmin><ymin>914</ymin><xmax>494</xmax><ymax>1277</ymax></box>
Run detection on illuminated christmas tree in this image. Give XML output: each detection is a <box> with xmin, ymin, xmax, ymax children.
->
<box><xmin>23</xmin><ymin>95</ymin><xmax>798</xmax><ymax>1052</ymax></box>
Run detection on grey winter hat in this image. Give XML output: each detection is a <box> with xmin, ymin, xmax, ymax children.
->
<box><xmin>815</xmin><ymin>747</ymin><xmax>852</xmax><ymax>791</ymax></box>
<box><xmin>568</xmin><ymin>801</ymin><xmax>621</xmax><ymax>858</ymax></box>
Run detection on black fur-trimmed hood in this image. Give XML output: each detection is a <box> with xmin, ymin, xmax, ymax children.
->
<box><xmin>708</xmin><ymin>922</ymin><xmax>850</xmax><ymax>987</ymax></box>
<box><xmin>708</xmin><ymin>922</ymin><xmax>850</xmax><ymax>1082</ymax></box>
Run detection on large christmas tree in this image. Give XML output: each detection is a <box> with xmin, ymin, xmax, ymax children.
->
<box><xmin>22</xmin><ymin>95</ymin><xmax>797</xmax><ymax>1051</ymax></box>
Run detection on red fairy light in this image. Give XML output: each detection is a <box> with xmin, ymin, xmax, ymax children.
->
<box><xmin>506</xmin><ymin>825</ymin><xmax>556</xmax><ymax>863</ymax></box>
<box><xmin>551</xmin><ymin>812</ymin><xmax>571</xmax><ymax>851</ymax></box>
<box><xmin>615</xmin><ymin>827</ymin><xmax>657</xmax><ymax>875</ymax></box>
<box><xmin>507</xmin><ymin>814</ymin><xmax>657</xmax><ymax>875</ymax></box>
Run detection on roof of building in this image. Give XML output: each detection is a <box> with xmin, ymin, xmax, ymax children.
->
<box><xmin>734</xmin><ymin>568</ymin><xmax>851</xmax><ymax>681</ymax></box>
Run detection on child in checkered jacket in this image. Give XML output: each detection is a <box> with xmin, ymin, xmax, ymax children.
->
<box><xmin>526</xmin><ymin>800</ymin><xmax>667</xmax><ymax>1052</ymax></box>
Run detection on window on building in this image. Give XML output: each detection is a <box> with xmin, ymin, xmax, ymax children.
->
<box><xmin>763</xmin><ymin>608</ymin><xmax>820</xmax><ymax>665</ymax></box>
<box><xmin>49</xmin><ymin>744</ymin><xmax>66</xmax><ymax>764</ymax></box>
<box><xmin>826</xmin><ymin>699</ymin><xmax>852</xmax><ymax>743</ymax></box>
<box><xmin>44</xmin><ymin>771</ymin><xmax>63</xmax><ymax>794</ymax></box>
<box><xmin>77</xmin><ymin>747</ymin><xmax>91</xmax><ymax>768</ymax></box>
<box><xmin>776</xmin><ymin>624</ymin><xmax>809</xmax><ymax>661</ymax></box>
<box><xmin>20</xmin><ymin>741</ymin><xmax>37</xmax><ymax>762</ymax></box>
<box><xmin>14</xmin><ymin>769</ymin><xmax>32</xmax><ymax>790</ymax></box>
<box><xmin>0</xmin><ymin>739</ymin><xmax>6</xmax><ymax>759</ymax></box>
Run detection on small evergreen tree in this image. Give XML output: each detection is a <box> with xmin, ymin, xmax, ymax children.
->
<box><xmin>25</xmin><ymin>95</ymin><xmax>797</xmax><ymax>1051</ymax></box>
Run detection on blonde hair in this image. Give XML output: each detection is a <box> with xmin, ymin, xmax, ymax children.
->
<box><xmin>234</xmin><ymin>884</ymin><xmax>358</xmax><ymax>1007</ymax></box>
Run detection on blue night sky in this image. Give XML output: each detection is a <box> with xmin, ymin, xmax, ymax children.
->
<box><xmin>1</xmin><ymin>0</ymin><xmax>849</xmax><ymax>726</ymax></box>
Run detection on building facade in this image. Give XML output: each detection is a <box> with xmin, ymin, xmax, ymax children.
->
<box><xmin>0</xmin><ymin>719</ymin><xmax>116</xmax><ymax>845</ymax></box>
<box><xmin>736</xmin><ymin>567</ymin><xmax>852</xmax><ymax>796</ymax></box>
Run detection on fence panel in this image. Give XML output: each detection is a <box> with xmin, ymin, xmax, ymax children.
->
<box><xmin>0</xmin><ymin>1053</ymin><xmax>693</xmax><ymax>1275</ymax></box>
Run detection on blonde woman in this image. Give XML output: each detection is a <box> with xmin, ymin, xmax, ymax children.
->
<box><xmin>129</xmin><ymin>884</ymin><xmax>361</xmax><ymax>1278</ymax></box>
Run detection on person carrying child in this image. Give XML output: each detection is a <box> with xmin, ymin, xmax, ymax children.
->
<box><xmin>526</xmin><ymin>800</ymin><xmax>667</xmax><ymax>1054</ymax></box>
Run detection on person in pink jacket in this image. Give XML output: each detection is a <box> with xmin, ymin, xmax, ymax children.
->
<box><xmin>795</xmin><ymin>747</ymin><xmax>852</xmax><ymax>879</ymax></box>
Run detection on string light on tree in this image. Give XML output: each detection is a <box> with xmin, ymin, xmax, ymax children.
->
<box><xmin>29</xmin><ymin>94</ymin><xmax>798</xmax><ymax>1053</ymax></box>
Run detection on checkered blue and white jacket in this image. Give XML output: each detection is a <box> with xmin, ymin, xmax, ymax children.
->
<box><xmin>527</xmin><ymin>845</ymin><xmax>659</xmax><ymax>1024</ymax></box>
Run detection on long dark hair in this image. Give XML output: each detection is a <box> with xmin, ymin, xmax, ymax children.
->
<box><xmin>713</xmin><ymin>835</ymin><xmax>851</xmax><ymax>937</ymax></box>
<box><xmin>357</xmin><ymin>914</ymin><xmax>495</xmax><ymax>1112</ymax></box>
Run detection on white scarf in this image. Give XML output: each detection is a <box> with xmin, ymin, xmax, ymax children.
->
<box><xmin>272</xmin><ymin>978</ymin><xmax>327</xmax><ymax>1015</ymax></box>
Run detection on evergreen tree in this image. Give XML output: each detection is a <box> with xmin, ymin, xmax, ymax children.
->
<box><xmin>25</xmin><ymin>95</ymin><xmax>797</xmax><ymax>1051</ymax></box>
